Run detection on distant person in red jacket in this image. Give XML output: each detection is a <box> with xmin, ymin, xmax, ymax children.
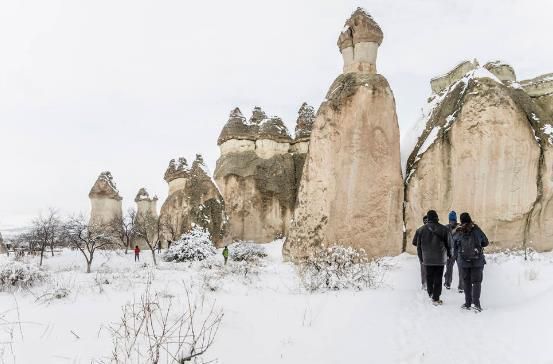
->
<box><xmin>134</xmin><ymin>245</ymin><xmax>140</xmax><ymax>262</ymax></box>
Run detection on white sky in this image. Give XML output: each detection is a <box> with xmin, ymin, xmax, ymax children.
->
<box><xmin>1</xmin><ymin>0</ymin><xmax>552</xmax><ymax>229</ymax></box>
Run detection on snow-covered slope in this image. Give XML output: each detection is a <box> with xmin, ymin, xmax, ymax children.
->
<box><xmin>1</xmin><ymin>240</ymin><xmax>553</xmax><ymax>363</ymax></box>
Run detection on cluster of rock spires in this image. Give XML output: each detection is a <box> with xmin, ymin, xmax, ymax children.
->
<box><xmin>86</xmin><ymin>7</ymin><xmax>553</xmax><ymax>258</ymax></box>
<box><xmin>214</xmin><ymin>103</ymin><xmax>315</xmax><ymax>243</ymax></box>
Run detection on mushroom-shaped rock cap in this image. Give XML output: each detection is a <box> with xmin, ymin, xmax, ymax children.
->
<box><xmin>338</xmin><ymin>7</ymin><xmax>383</xmax><ymax>51</ymax></box>
<box><xmin>217</xmin><ymin>107</ymin><xmax>259</xmax><ymax>145</ymax></box>
<box><xmin>258</xmin><ymin>116</ymin><xmax>292</xmax><ymax>143</ymax></box>
<box><xmin>190</xmin><ymin>154</ymin><xmax>212</xmax><ymax>179</ymax></box>
<box><xmin>164</xmin><ymin>157</ymin><xmax>189</xmax><ymax>183</ymax></box>
<box><xmin>295</xmin><ymin>102</ymin><xmax>315</xmax><ymax>141</ymax></box>
<box><xmin>135</xmin><ymin>188</ymin><xmax>158</xmax><ymax>202</ymax></box>
<box><xmin>89</xmin><ymin>171</ymin><xmax>122</xmax><ymax>200</ymax></box>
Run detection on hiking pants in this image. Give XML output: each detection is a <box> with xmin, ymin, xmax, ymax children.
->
<box><xmin>426</xmin><ymin>265</ymin><xmax>445</xmax><ymax>301</ymax></box>
<box><xmin>462</xmin><ymin>267</ymin><xmax>483</xmax><ymax>307</ymax></box>
<box><xmin>444</xmin><ymin>256</ymin><xmax>464</xmax><ymax>290</ymax></box>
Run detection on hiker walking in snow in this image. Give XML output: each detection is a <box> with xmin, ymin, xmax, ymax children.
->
<box><xmin>134</xmin><ymin>245</ymin><xmax>140</xmax><ymax>262</ymax></box>
<box><xmin>156</xmin><ymin>240</ymin><xmax>162</xmax><ymax>254</ymax></box>
<box><xmin>223</xmin><ymin>246</ymin><xmax>229</xmax><ymax>265</ymax></box>
<box><xmin>453</xmin><ymin>212</ymin><xmax>489</xmax><ymax>312</ymax></box>
<box><xmin>417</xmin><ymin>210</ymin><xmax>451</xmax><ymax>305</ymax></box>
<box><xmin>444</xmin><ymin>211</ymin><xmax>464</xmax><ymax>292</ymax></box>
<box><xmin>412</xmin><ymin>215</ymin><xmax>428</xmax><ymax>290</ymax></box>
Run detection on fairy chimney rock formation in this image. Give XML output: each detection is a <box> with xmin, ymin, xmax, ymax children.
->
<box><xmin>284</xmin><ymin>9</ymin><xmax>404</xmax><ymax>259</ymax></box>
<box><xmin>214</xmin><ymin>106</ymin><xmax>299</xmax><ymax>243</ymax></box>
<box><xmin>337</xmin><ymin>7</ymin><xmax>383</xmax><ymax>74</ymax></box>
<box><xmin>88</xmin><ymin>171</ymin><xmax>123</xmax><ymax>226</ymax></box>
<box><xmin>521</xmin><ymin>73</ymin><xmax>553</xmax><ymax>117</ymax></box>
<box><xmin>404</xmin><ymin>61</ymin><xmax>553</xmax><ymax>253</ymax></box>
<box><xmin>159</xmin><ymin>155</ymin><xmax>228</xmax><ymax>246</ymax></box>
<box><xmin>135</xmin><ymin>188</ymin><xmax>158</xmax><ymax>220</ymax></box>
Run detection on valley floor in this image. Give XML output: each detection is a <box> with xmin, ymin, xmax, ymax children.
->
<box><xmin>1</xmin><ymin>241</ymin><xmax>552</xmax><ymax>364</ymax></box>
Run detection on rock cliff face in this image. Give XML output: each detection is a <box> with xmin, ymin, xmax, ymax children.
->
<box><xmin>215</xmin><ymin>107</ymin><xmax>295</xmax><ymax>243</ymax></box>
<box><xmin>284</xmin><ymin>8</ymin><xmax>404</xmax><ymax>259</ymax></box>
<box><xmin>88</xmin><ymin>171</ymin><xmax>123</xmax><ymax>226</ymax></box>
<box><xmin>159</xmin><ymin>155</ymin><xmax>227</xmax><ymax>246</ymax></box>
<box><xmin>404</xmin><ymin>62</ymin><xmax>553</xmax><ymax>252</ymax></box>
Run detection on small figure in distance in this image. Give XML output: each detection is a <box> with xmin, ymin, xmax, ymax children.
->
<box><xmin>134</xmin><ymin>245</ymin><xmax>140</xmax><ymax>262</ymax></box>
<box><xmin>222</xmin><ymin>245</ymin><xmax>229</xmax><ymax>265</ymax></box>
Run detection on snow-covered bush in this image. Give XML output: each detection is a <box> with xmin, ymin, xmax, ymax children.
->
<box><xmin>229</xmin><ymin>241</ymin><xmax>267</xmax><ymax>262</ymax></box>
<box><xmin>162</xmin><ymin>228</ymin><xmax>217</xmax><ymax>263</ymax></box>
<box><xmin>298</xmin><ymin>245</ymin><xmax>380</xmax><ymax>292</ymax></box>
<box><xmin>0</xmin><ymin>261</ymin><xmax>48</xmax><ymax>291</ymax></box>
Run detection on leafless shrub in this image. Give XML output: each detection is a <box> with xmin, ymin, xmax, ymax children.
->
<box><xmin>108</xmin><ymin>279</ymin><xmax>223</xmax><ymax>363</ymax></box>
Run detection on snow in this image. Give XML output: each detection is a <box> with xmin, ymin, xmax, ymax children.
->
<box><xmin>1</xmin><ymin>240</ymin><xmax>553</xmax><ymax>363</ymax></box>
<box><xmin>543</xmin><ymin>124</ymin><xmax>553</xmax><ymax>144</ymax></box>
<box><xmin>417</xmin><ymin>126</ymin><xmax>440</xmax><ymax>157</ymax></box>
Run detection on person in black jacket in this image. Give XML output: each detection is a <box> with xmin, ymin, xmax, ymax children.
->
<box><xmin>417</xmin><ymin>210</ymin><xmax>451</xmax><ymax>305</ymax></box>
<box><xmin>412</xmin><ymin>215</ymin><xmax>428</xmax><ymax>290</ymax></box>
<box><xmin>453</xmin><ymin>212</ymin><xmax>489</xmax><ymax>312</ymax></box>
<box><xmin>444</xmin><ymin>211</ymin><xmax>463</xmax><ymax>292</ymax></box>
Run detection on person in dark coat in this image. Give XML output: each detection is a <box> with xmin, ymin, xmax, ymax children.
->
<box><xmin>417</xmin><ymin>210</ymin><xmax>451</xmax><ymax>305</ymax></box>
<box><xmin>444</xmin><ymin>211</ymin><xmax>463</xmax><ymax>292</ymax></box>
<box><xmin>453</xmin><ymin>212</ymin><xmax>489</xmax><ymax>312</ymax></box>
<box><xmin>412</xmin><ymin>215</ymin><xmax>428</xmax><ymax>290</ymax></box>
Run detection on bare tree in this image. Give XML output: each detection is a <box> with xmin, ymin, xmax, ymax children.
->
<box><xmin>30</xmin><ymin>209</ymin><xmax>61</xmax><ymax>266</ymax></box>
<box><xmin>62</xmin><ymin>216</ymin><xmax>116</xmax><ymax>273</ymax></box>
<box><xmin>133</xmin><ymin>213</ymin><xmax>162</xmax><ymax>266</ymax></box>
<box><xmin>109</xmin><ymin>209</ymin><xmax>136</xmax><ymax>254</ymax></box>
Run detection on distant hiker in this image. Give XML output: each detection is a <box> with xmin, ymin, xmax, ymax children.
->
<box><xmin>168</xmin><ymin>240</ymin><xmax>173</xmax><ymax>249</ymax></box>
<box><xmin>412</xmin><ymin>215</ymin><xmax>428</xmax><ymax>290</ymax></box>
<box><xmin>444</xmin><ymin>211</ymin><xmax>464</xmax><ymax>292</ymax></box>
<box><xmin>134</xmin><ymin>245</ymin><xmax>140</xmax><ymax>262</ymax></box>
<box><xmin>157</xmin><ymin>240</ymin><xmax>162</xmax><ymax>253</ymax></box>
<box><xmin>417</xmin><ymin>210</ymin><xmax>451</xmax><ymax>305</ymax></box>
<box><xmin>222</xmin><ymin>246</ymin><xmax>229</xmax><ymax>265</ymax></box>
<box><xmin>453</xmin><ymin>212</ymin><xmax>489</xmax><ymax>312</ymax></box>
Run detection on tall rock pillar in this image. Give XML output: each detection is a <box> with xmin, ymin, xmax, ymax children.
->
<box><xmin>88</xmin><ymin>171</ymin><xmax>123</xmax><ymax>226</ymax></box>
<box><xmin>284</xmin><ymin>8</ymin><xmax>404</xmax><ymax>259</ymax></box>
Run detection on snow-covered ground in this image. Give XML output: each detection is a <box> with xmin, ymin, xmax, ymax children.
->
<box><xmin>1</xmin><ymin>241</ymin><xmax>553</xmax><ymax>363</ymax></box>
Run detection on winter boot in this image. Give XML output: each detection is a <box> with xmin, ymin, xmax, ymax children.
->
<box><xmin>432</xmin><ymin>299</ymin><xmax>443</xmax><ymax>306</ymax></box>
<box><xmin>460</xmin><ymin>303</ymin><xmax>471</xmax><ymax>310</ymax></box>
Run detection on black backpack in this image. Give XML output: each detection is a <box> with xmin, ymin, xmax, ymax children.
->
<box><xmin>459</xmin><ymin>229</ymin><xmax>481</xmax><ymax>261</ymax></box>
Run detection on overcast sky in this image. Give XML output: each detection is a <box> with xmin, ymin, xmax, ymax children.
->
<box><xmin>1</xmin><ymin>0</ymin><xmax>551</xmax><ymax>230</ymax></box>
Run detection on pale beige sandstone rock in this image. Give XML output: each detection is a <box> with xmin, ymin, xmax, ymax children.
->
<box><xmin>431</xmin><ymin>60</ymin><xmax>479</xmax><ymax>94</ymax></box>
<box><xmin>159</xmin><ymin>155</ymin><xmax>227</xmax><ymax>246</ymax></box>
<box><xmin>88</xmin><ymin>172</ymin><xmax>123</xmax><ymax>226</ymax></box>
<box><xmin>133</xmin><ymin>188</ymin><xmax>159</xmax><ymax>249</ymax></box>
<box><xmin>484</xmin><ymin>61</ymin><xmax>516</xmax><ymax>83</ymax></box>
<box><xmin>404</xmin><ymin>65</ymin><xmax>553</xmax><ymax>253</ymax></box>
<box><xmin>214</xmin><ymin>107</ymin><xmax>296</xmax><ymax>243</ymax></box>
<box><xmin>284</xmin><ymin>9</ymin><xmax>404</xmax><ymax>259</ymax></box>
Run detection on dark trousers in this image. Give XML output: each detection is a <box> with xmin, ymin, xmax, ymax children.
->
<box><xmin>419</xmin><ymin>262</ymin><xmax>427</xmax><ymax>287</ymax></box>
<box><xmin>462</xmin><ymin>267</ymin><xmax>483</xmax><ymax>306</ymax></box>
<box><xmin>426</xmin><ymin>265</ymin><xmax>445</xmax><ymax>301</ymax></box>
<box><xmin>444</xmin><ymin>257</ymin><xmax>464</xmax><ymax>290</ymax></box>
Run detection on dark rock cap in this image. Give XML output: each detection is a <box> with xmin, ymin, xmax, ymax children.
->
<box><xmin>337</xmin><ymin>7</ymin><xmax>383</xmax><ymax>51</ymax></box>
<box><xmin>294</xmin><ymin>102</ymin><xmax>315</xmax><ymax>141</ymax></box>
<box><xmin>217</xmin><ymin>107</ymin><xmax>259</xmax><ymax>145</ymax></box>
<box><xmin>89</xmin><ymin>171</ymin><xmax>122</xmax><ymax>200</ymax></box>
<box><xmin>258</xmin><ymin>116</ymin><xmax>292</xmax><ymax>143</ymax></box>
<box><xmin>135</xmin><ymin>187</ymin><xmax>157</xmax><ymax>202</ymax></box>
<box><xmin>164</xmin><ymin>157</ymin><xmax>189</xmax><ymax>183</ymax></box>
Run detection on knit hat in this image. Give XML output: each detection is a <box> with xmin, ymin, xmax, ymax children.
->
<box><xmin>426</xmin><ymin>210</ymin><xmax>439</xmax><ymax>222</ymax></box>
<box><xmin>460</xmin><ymin>212</ymin><xmax>472</xmax><ymax>224</ymax></box>
<box><xmin>448</xmin><ymin>210</ymin><xmax>457</xmax><ymax>222</ymax></box>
